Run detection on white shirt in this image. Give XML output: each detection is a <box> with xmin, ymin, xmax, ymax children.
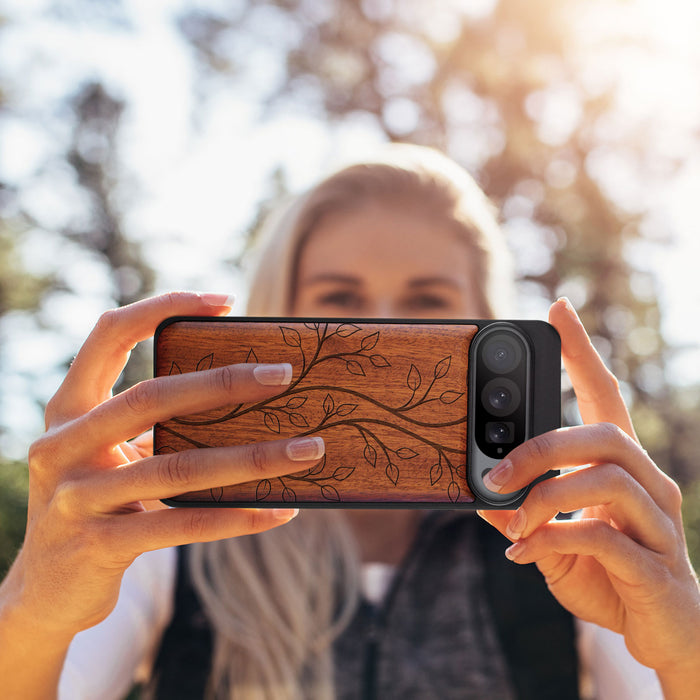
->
<box><xmin>59</xmin><ymin>548</ymin><xmax>663</xmax><ymax>700</ymax></box>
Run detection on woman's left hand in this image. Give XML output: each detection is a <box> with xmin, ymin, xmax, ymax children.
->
<box><xmin>478</xmin><ymin>298</ymin><xmax>700</xmax><ymax>696</ymax></box>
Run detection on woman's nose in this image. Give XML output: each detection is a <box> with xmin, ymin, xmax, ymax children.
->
<box><xmin>365</xmin><ymin>300</ymin><xmax>398</xmax><ymax>318</ymax></box>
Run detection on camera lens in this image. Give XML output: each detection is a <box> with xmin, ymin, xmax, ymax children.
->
<box><xmin>481</xmin><ymin>378</ymin><xmax>521</xmax><ymax>417</ymax></box>
<box><xmin>486</xmin><ymin>421</ymin><xmax>514</xmax><ymax>443</ymax></box>
<box><xmin>482</xmin><ymin>334</ymin><xmax>522</xmax><ymax>374</ymax></box>
<box><xmin>489</xmin><ymin>387</ymin><xmax>511</xmax><ymax>411</ymax></box>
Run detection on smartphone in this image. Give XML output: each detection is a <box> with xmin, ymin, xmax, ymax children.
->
<box><xmin>153</xmin><ymin>317</ymin><xmax>560</xmax><ymax>509</ymax></box>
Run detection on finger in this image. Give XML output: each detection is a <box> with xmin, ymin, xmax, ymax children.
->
<box><xmin>119</xmin><ymin>431</ymin><xmax>152</xmax><ymax>461</ymax></box>
<box><xmin>47</xmin><ymin>292</ymin><xmax>234</xmax><ymax>424</ymax></box>
<box><xmin>503</xmin><ymin>518</ymin><xmax>662</xmax><ymax>588</ymax></box>
<box><xmin>109</xmin><ymin>506</ymin><xmax>301</xmax><ymax>558</ymax></box>
<box><xmin>483</xmin><ymin>423</ymin><xmax>681</xmax><ymax>515</ymax></box>
<box><xmin>87</xmin><ymin>436</ymin><xmax>325</xmax><ymax>507</ymax></box>
<box><xmin>504</xmin><ymin>464</ymin><xmax>676</xmax><ymax>554</ymax></box>
<box><xmin>65</xmin><ymin>362</ymin><xmax>293</xmax><ymax>456</ymax></box>
<box><xmin>128</xmin><ymin>430</ymin><xmax>153</xmax><ymax>459</ymax></box>
<box><xmin>476</xmin><ymin>509</ymin><xmax>516</xmax><ymax>540</ymax></box>
<box><xmin>119</xmin><ymin>441</ymin><xmax>144</xmax><ymax>462</ymax></box>
<box><xmin>548</xmin><ymin>298</ymin><xmax>636</xmax><ymax>439</ymax></box>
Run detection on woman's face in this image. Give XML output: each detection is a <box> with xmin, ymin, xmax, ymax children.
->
<box><xmin>293</xmin><ymin>202</ymin><xmax>485</xmax><ymax>319</ymax></box>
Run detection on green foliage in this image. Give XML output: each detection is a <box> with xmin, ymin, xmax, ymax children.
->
<box><xmin>0</xmin><ymin>460</ymin><xmax>28</xmax><ymax>577</ymax></box>
<box><xmin>0</xmin><ymin>226</ymin><xmax>53</xmax><ymax>315</ymax></box>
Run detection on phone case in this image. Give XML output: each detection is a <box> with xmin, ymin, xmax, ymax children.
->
<box><xmin>153</xmin><ymin>317</ymin><xmax>560</xmax><ymax>509</ymax></box>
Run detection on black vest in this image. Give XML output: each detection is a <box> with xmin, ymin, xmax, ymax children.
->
<box><xmin>148</xmin><ymin>514</ymin><xmax>579</xmax><ymax>699</ymax></box>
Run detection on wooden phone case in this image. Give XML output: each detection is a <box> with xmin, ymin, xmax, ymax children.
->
<box><xmin>153</xmin><ymin>318</ymin><xmax>559</xmax><ymax>508</ymax></box>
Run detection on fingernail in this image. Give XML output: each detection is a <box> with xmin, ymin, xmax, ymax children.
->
<box><xmin>273</xmin><ymin>508</ymin><xmax>299</xmax><ymax>521</ymax></box>
<box><xmin>505</xmin><ymin>541</ymin><xmax>527</xmax><ymax>561</ymax></box>
<box><xmin>199</xmin><ymin>293</ymin><xmax>236</xmax><ymax>308</ymax></box>
<box><xmin>557</xmin><ymin>296</ymin><xmax>578</xmax><ymax>319</ymax></box>
<box><xmin>286</xmin><ymin>436</ymin><xmax>325</xmax><ymax>461</ymax></box>
<box><xmin>506</xmin><ymin>509</ymin><xmax>527</xmax><ymax>540</ymax></box>
<box><xmin>483</xmin><ymin>460</ymin><xmax>512</xmax><ymax>493</ymax></box>
<box><xmin>254</xmin><ymin>363</ymin><xmax>293</xmax><ymax>386</ymax></box>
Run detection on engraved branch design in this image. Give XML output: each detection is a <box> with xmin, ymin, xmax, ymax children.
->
<box><xmin>159</xmin><ymin>323</ymin><xmax>468</xmax><ymax>503</ymax></box>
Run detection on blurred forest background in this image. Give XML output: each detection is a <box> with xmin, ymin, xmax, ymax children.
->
<box><xmin>1</xmin><ymin>0</ymin><xmax>700</xmax><ymax>575</ymax></box>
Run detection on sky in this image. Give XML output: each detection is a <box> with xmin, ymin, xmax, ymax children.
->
<box><xmin>1</xmin><ymin>0</ymin><xmax>700</xmax><ymax>457</ymax></box>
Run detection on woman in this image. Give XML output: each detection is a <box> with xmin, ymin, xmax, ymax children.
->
<box><xmin>0</xmin><ymin>145</ymin><xmax>698</xmax><ymax>699</ymax></box>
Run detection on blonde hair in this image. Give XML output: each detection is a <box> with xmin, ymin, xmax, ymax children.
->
<box><xmin>188</xmin><ymin>144</ymin><xmax>514</xmax><ymax>699</ymax></box>
<box><xmin>189</xmin><ymin>512</ymin><xmax>359</xmax><ymax>700</ymax></box>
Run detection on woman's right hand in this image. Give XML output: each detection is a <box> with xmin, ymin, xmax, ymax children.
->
<box><xmin>1</xmin><ymin>292</ymin><xmax>324</xmax><ymax>642</ymax></box>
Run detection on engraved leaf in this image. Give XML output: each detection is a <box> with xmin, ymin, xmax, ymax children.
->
<box><xmin>360</xmin><ymin>331</ymin><xmax>379</xmax><ymax>351</ymax></box>
<box><xmin>429</xmin><ymin>462</ymin><xmax>443</xmax><ymax>486</ymax></box>
<box><xmin>440</xmin><ymin>391</ymin><xmax>464</xmax><ymax>404</ymax></box>
<box><xmin>168</xmin><ymin>362</ymin><xmax>182</xmax><ymax>375</ymax></box>
<box><xmin>211</xmin><ymin>487</ymin><xmax>224</xmax><ymax>502</ymax></box>
<box><xmin>396</xmin><ymin>447</ymin><xmax>418</xmax><ymax>460</ymax></box>
<box><xmin>155</xmin><ymin>445</ymin><xmax>177</xmax><ymax>455</ymax></box>
<box><xmin>448</xmin><ymin>480</ymin><xmax>460</xmax><ymax>503</ymax></box>
<box><xmin>304</xmin><ymin>322</ymin><xmax>320</xmax><ymax>330</ymax></box>
<box><xmin>407</xmin><ymin>364</ymin><xmax>421</xmax><ymax>390</ymax></box>
<box><xmin>323</xmin><ymin>394</ymin><xmax>335</xmax><ymax>415</ymax></box>
<box><xmin>346</xmin><ymin>359</ymin><xmax>366</xmax><ymax>376</ymax></box>
<box><xmin>455</xmin><ymin>464</ymin><xmax>467</xmax><ymax>479</ymax></box>
<box><xmin>308</xmin><ymin>454</ymin><xmax>326</xmax><ymax>476</ymax></box>
<box><xmin>370</xmin><ymin>354</ymin><xmax>391</xmax><ymax>367</ymax></box>
<box><xmin>280</xmin><ymin>326</ymin><xmax>302</xmax><ymax>347</ymax></box>
<box><xmin>282</xmin><ymin>487</ymin><xmax>296</xmax><ymax>503</ymax></box>
<box><xmin>289</xmin><ymin>412</ymin><xmax>309</xmax><ymax>428</ymax></box>
<box><xmin>245</xmin><ymin>348</ymin><xmax>259</xmax><ymax>363</ymax></box>
<box><xmin>364</xmin><ymin>444</ymin><xmax>377</xmax><ymax>467</ymax></box>
<box><xmin>434</xmin><ymin>356</ymin><xmax>451</xmax><ymax>379</ymax></box>
<box><xmin>264</xmin><ymin>412</ymin><xmax>281</xmax><ymax>433</ymax></box>
<box><xmin>386</xmin><ymin>462</ymin><xmax>399</xmax><ymax>486</ymax></box>
<box><xmin>196</xmin><ymin>353</ymin><xmax>214</xmax><ymax>371</ymax></box>
<box><xmin>321</xmin><ymin>485</ymin><xmax>341</xmax><ymax>501</ymax></box>
<box><xmin>256</xmin><ymin>479</ymin><xmax>272</xmax><ymax>500</ymax></box>
<box><xmin>335</xmin><ymin>323</ymin><xmax>361</xmax><ymax>337</ymax></box>
<box><xmin>336</xmin><ymin>403</ymin><xmax>358</xmax><ymax>417</ymax></box>
<box><xmin>332</xmin><ymin>466</ymin><xmax>355</xmax><ymax>481</ymax></box>
<box><xmin>286</xmin><ymin>396</ymin><xmax>307</xmax><ymax>409</ymax></box>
